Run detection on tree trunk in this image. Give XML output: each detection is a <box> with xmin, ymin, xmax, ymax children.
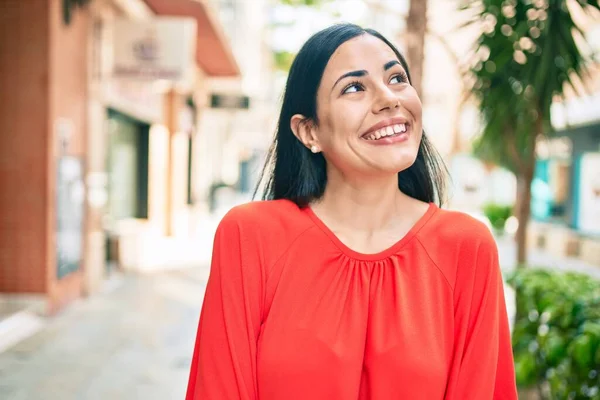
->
<box><xmin>515</xmin><ymin>173</ymin><xmax>533</xmax><ymax>266</ymax></box>
<box><xmin>514</xmin><ymin>117</ymin><xmax>541</xmax><ymax>267</ymax></box>
<box><xmin>406</xmin><ymin>0</ymin><xmax>427</xmax><ymax>99</ymax></box>
<box><xmin>518</xmin><ymin>387</ymin><xmax>542</xmax><ymax>399</ymax></box>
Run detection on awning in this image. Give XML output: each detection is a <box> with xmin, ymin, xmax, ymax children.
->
<box><xmin>143</xmin><ymin>0</ymin><xmax>240</xmax><ymax>77</ymax></box>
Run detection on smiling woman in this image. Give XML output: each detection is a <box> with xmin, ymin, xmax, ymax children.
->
<box><xmin>256</xmin><ymin>25</ymin><xmax>446</xmax><ymax>207</ymax></box>
<box><xmin>186</xmin><ymin>23</ymin><xmax>518</xmax><ymax>400</ymax></box>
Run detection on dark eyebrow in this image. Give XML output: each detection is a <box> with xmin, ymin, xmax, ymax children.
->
<box><xmin>384</xmin><ymin>60</ymin><xmax>401</xmax><ymax>70</ymax></box>
<box><xmin>331</xmin><ymin>60</ymin><xmax>403</xmax><ymax>92</ymax></box>
<box><xmin>332</xmin><ymin>70</ymin><xmax>367</xmax><ymax>92</ymax></box>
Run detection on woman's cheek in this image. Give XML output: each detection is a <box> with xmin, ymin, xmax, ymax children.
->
<box><xmin>336</xmin><ymin>104</ymin><xmax>366</xmax><ymax>135</ymax></box>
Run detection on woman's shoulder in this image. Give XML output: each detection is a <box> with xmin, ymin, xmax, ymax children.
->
<box><xmin>422</xmin><ymin>205</ymin><xmax>496</xmax><ymax>248</ymax></box>
<box><xmin>216</xmin><ymin>199</ymin><xmax>315</xmax><ymax>267</ymax></box>
<box><xmin>221</xmin><ymin>198</ymin><xmax>304</xmax><ymax>224</ymax></box>
<box><xmin>218</xmin><ymin>199</ymin><xmax>314</xmax><ymax>241</ymax></box>
<box><xmin>417</xmin><ymin>206</ymin><xmax>500</xmax><ymax>289</ymax></box>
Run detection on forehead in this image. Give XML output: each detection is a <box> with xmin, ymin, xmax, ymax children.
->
<box><xmin>324</xmin><ymin>34</ymin><xmax>400</xmax><ymax>79</ymax></box>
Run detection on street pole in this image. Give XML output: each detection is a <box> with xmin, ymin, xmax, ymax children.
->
<box><xmin>163</xmin><ymin>88</ymin><xmax>179</xmax><ymax>237</ymax></box>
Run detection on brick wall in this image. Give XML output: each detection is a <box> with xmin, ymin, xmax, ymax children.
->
<box><xmin>0</xmin><ymin>0</ymin><xmax>51</xmax><ymax>293</ymax></box>
<box><xmin>0</xmin><ymin>0</ymin><xmax>88</xmax><ymax>312</ymax></box>
<box><xmin>47</xmin><ymin>0</ymin><xmax>89</xmax><ymax>312</ymax></box>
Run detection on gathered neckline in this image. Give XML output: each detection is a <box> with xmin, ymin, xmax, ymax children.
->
<box><xmin>302</xmin><ymin>202</ymin><xmax>438</xmax><ymax>261</ymax></box>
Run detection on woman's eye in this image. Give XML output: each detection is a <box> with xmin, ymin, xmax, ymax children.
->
<box><xmin>390</xmin><ymin>74</ymin><xmax>406</xmax><ymax>84</ymax></box>
<box><xmin>343</xmin><ymin>82</ymin><xmax>363</xmax><ymax>94</ymax></box>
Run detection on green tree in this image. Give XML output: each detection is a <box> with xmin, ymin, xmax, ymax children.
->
<box><xmin>461</xmin><ymin>0</ymin><xmax>599</xmax><ymax>266</ymax></box>
<box><xmin>279</xmin><ymin>0</ymin><xmax>322</xmax><ymax>5</ymax></box>
<box><xmin>271</xmin><ymin>0</ymin><xmax>330</xmax><ymax>71</ymax></box>
<box><xmin>273</xmin><ymin>50</ymin><xmax>296</xmax><ymax>71</ymax></box>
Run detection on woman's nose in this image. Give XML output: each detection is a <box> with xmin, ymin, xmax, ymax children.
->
<box><xmin>372</xmin><ymin>86</ymin><xmax>399</xmax><ymax>113</ymax></box>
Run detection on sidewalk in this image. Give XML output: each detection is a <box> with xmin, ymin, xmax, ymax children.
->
<box><xmin>0</xmin><ymin>267</ymin><xmax>210</xmax><ymax>400</ymax></box>
<box><xmin>496</xmin><ymin>235</ymin><xmax>600</xmax><ymax>279</ymax></box>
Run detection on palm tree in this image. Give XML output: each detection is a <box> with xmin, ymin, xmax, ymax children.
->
<box><xmin>461</xmin><ymin>0</ymin><xmax>599</xmax><ymax>265</ymax></box>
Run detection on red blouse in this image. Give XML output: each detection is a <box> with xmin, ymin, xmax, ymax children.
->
<box><xmin>186</xmin><ymin>200</ymin><xmax>517</xmax><ymax>399</ymax></box>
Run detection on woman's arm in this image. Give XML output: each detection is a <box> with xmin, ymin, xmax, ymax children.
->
<box><xmin>444</xmin><ymin>233</ymin><xmax>518</xmax><ymax>400</ymax></box>
<box><xmin>186</xmin><ymin>211</ymin><xmax>263</xmax><ymax>400</ymax></box>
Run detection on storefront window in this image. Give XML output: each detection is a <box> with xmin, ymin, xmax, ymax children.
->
<box><xmin>106</xmin><ymin>110</ymin><xmax>149</xmax><ymax>222</ymax></box>
<box><xmin>532</xmin><ymin>158</ymin><xmax>570</xmax><ymax>223</ymax></box>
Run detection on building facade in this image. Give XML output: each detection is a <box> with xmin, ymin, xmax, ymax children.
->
<box><xmin>0</xmin><ymin>0</ymin><xmax>240</xmax><ymax>314</ymax></box>
<box><xmin>193</xmin><ymin>0</ymin><xmax>277</xmax><ymax>212</ymax></box>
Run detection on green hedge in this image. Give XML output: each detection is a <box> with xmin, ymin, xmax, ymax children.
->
<box><xmin>507</xmin><ymin>268</ymin><xmax>600</xmax><ymax>399</ymax></box>
<box><xmin>483</xmin><ymin>203</ymin><xmax>513</xmax><ymax>232</ymax></box>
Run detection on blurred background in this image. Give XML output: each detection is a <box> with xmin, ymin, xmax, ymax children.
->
<box><xmin>0</xmin><ymin>0</ymin><xmax>599</xmax><ymax>399</ymax></box>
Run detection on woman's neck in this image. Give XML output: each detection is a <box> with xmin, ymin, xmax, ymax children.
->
<box><xmin>312</xmin><ymin>172</ymin><xmax>420</xmax><ymax>235</ymax></box>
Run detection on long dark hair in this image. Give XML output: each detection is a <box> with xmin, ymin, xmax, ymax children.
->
<box><xmin>254</xmin><ymin>23</ymin><xmax>447</xmax><ymax>207</ymax></box>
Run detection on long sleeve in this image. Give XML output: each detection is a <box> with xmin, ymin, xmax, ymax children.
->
<box><xmin>186</xmin><ymin>211</ymin><xmax>263</xmax><ymax>400</ymax></box>
<box><xmin>444</xmin><ymin>233</ymin><xmax>518</xmax><ymax>400</ymax></box>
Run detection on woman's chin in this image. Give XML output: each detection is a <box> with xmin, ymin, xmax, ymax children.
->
<box><xmin>354</xmin><ymin>162</ymin><xmax>417</xmax><ymax>178</ymax></box>
<box><xmin>368</xmin><ymin>153</ymin><xmax>419</xmax><ymax>174</ymax></box>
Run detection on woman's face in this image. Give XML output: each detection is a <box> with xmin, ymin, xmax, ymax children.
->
<box><xmin>309</xmin><ymin>34</ymin><xmax>423</xmax><ymax>178</ymax></box>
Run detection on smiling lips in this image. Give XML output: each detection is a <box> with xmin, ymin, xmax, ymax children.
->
<box><xmin>360</xmin><ymin>116</ymin><xmax>411</xmax><ymax>143</ymax></box>
<box><xmin>363</xmin><ymin>123</ymin><xmax>407</xmax><ymax>141</ymax></box>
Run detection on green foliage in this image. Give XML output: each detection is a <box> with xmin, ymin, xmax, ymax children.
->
<box><xmin>278</xmin><ymin>0</ymin><xmax>325</xmax><ymax>6</ymax></box>
<box><xmin>271</xmin><ymin>0</ymin><xmax>331</xmax><ymax>72</ymax></box>
<box><xmin>507</xmin><ymin>268</ymin><xmax>600</xmax><ymax>399</ymax></box>
<box><xmin>272</xmin><ymin>51</ymin><xmax>296</xmax><ymax>72</ymax></box>
<box><xmin>482</xmin><ymin>203</ymin><xmax>513</xmax><ymax>231</ymax></box>
<box><xmin>461</xmin><ymin>0</ymin><xmax>600</xmax><ymax>172</ymax></box>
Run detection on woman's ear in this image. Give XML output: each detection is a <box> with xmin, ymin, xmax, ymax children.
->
<box><xmin>291</xmin><ymin>114</ymin><xmax>320</xmax><ymax>153</ymax></box>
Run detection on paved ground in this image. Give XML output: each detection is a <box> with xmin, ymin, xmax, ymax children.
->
<box><xmin>497</xmin><ymin>235</ymin><xmax>600</xmax><ymax>279</ymax></box>
<box><xmin>0</xmin><ymin>267</ymin><xmax>209</xmax><ymax>400</ymax></box>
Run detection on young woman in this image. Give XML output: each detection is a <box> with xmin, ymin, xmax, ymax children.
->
<box><xmin>186</xmin><ymin>23</ymin><xmax>517</xmax><ymax>400</ymax></box>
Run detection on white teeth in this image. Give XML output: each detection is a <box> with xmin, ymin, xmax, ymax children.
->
<box><xmin>364</xmin><ymin>123</ymin><xmax>409</xmax><ymax>140</ymax></box>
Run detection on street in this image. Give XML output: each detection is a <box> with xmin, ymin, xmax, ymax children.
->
<box><xmin>0</xmin><ymin>268</ymin><xmax>209</xmax><ymax>400</ymax></box>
